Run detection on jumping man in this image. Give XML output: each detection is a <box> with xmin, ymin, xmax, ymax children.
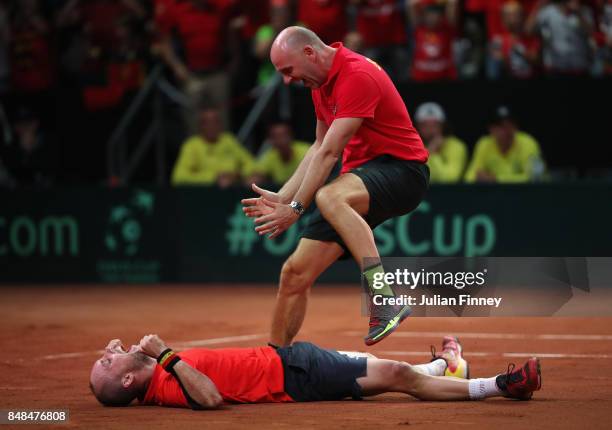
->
<box><xmin>242</xmin><ymin>26</ymin><xmax>429</xmax><ymax>346</ymax></box>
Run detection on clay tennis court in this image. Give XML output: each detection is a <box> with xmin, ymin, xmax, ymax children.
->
<box><xmin>2</xmin><ymin>285</ymin><xmax>611</xmax><ymax>429</ymax></box>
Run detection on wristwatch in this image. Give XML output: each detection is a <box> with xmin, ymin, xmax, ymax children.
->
<box><xmin>289</xmin><ymin>200</ymin><xmax>305</xmax><ymax>216</ymax></box>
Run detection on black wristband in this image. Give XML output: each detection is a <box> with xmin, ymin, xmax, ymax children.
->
<box><xmin>157</xmin><ymin>348</ymin><xmax>173</xmax><ymax>363</ymax></box>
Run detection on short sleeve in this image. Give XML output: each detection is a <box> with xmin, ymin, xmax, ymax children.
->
<box><xmin>335</xmin><ymin>72</ymin><xmax>381</xmax><ymax>119</ymax></box>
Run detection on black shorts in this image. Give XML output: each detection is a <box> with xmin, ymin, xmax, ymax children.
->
<box><xmin>275</xmin><ymin>342</ymin><xmax>367</xmax><ymax>402</ymax></box>
<box><xmin>301</xmin><ymin>155</ymin><xmax>430</xmax><ymax>255</ymax></box>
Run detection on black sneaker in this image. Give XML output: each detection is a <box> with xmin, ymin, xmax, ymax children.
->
<box><xmin>495</xmin><ymin>357</ymin><xmax>542</xmax><ymax>400</ymax></box>
<box><xmin>364</xmin><ymin>299</ymin><xmax>411</xmax><ymax>346</ymax></box>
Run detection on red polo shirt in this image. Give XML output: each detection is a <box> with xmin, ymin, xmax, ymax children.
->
<box><xmin>141</xmin><ymin>347</ymin><xmax>293</xmax><ymax>407</ymax></box>
<box><xmin>311</xmin><ymin>43</ymin><xmax>428</xmax><ymax>173</ymax></box>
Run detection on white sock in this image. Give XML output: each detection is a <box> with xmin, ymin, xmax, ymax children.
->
<box><xmin>412</xmin><ymin>359</ymin><xmax>447</xmax><ymax>376</ymax></box>
<box><xmin>468</xmin><ymin>377</ymin><xmax>503</xmax><ymax>400</ymax></box>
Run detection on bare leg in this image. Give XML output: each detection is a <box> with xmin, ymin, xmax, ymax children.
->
<box><xmin>270</xmin><ymin>238</ymin><xmax>344</xmax><ymax>346</ymax></box>
<box><xmin>315</xmin><ymin>174</ymin><xmax>378</xmax><ymax>270</ymax></box>
<box><xmin>357</xmin><ymin>359</ymin><xmax>475</xmax><ymax>401</ymax></box>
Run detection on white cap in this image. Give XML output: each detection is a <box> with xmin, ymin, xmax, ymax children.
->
<box><xmin>415</xmin><ymin>102</ymin><xmax>446</xmax><ymax>123</ymax></box>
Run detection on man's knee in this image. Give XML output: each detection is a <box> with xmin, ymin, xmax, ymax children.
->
<box><xmin>279</xmin><ymin>255</ymin><xmax>313</xmax><ymax>296</ymax></box>
<box><xmin>315</xmin><ymin>186</ymin><xmax>344</xmax><ymax>217</ymax></box>
<box><xmin>387</xmin><ymin>361</ymin><xmax>423</xmax><ymax>395</ymax></box>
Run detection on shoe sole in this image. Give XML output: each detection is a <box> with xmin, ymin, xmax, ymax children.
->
<box><xmin>516</xmin><ymin>357</ymin><xmax>542</xmax><ymax>400</ymax></box>
<box><xmin>364</xmin><ymin>305</ymin><xmax>412</xmax><ymax>346</ymax></box>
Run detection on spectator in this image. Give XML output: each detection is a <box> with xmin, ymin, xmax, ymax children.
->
<box><xmin>353</xmin><ymin>0</ymin><xmax>410</xmax><ymax>81</ymax></box>
<box><xmin>55</xmin><ymin>0</ymin><xmax>148</xmax><ymax>110</ymax></box>
<box><xmin>526</xmin><ymin>0</ymin><xmax>596</xmax><ymax>75</ymax></box>
<box><xmin>156</xmin><ymin>0</ymin><xmax>239</xmax><ymax>130</ymax></box>
<box><xmin>409</xmin><ymin>0</ymin><xmax>459</xmax><ymax>82</ymax></box>
<box><xmin>464</xmin><ymin>106</ymin><xmax>545</xmax><ymax>183</ymax></box>
<box><xmin>414</xmin><ymin>102</ymin><xmax>467</xmax><ymax>182</ymax></box>
<box><xmin>298</xmin><ymin>0</ymin><xmax>349</xmax><ymax>44</ymax></box>
<box><xmin>487</xmin><ymin>1</ymin><xmax>541</xmax><ymax>79</ymax></box>
<box><xmin>254</xmin><ymin>1</ymin><xmax>293</xmax><ymax>86</ymax></box>
<box><xmin>1</xmin><ymin>107</ymin><xmax>58</xmax><ymax>187</ymax></box>
<box><xmin>247</xmin><ymin>121</ymin><xmax>310</xmax><ymax>185</ymax></box>
<box><xmin>9</xmin><ymin>0</ymin><xmax>55</xmax><ymax>95</ymax></box>
<box><xmin>454</xmin><ymin>12</ymin><xmax>487</xmax><ymax>78</ymax></box>
<box><xmin>81</xmin><ymin>16</ymin><xmax>148</xmax><ymax>111</ymax></box>
<box><xmin>171</xmin><ymin>108</ymin><xmax>254</xmax><ymax>187</ymax></box>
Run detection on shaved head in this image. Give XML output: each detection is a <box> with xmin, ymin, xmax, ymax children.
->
<box><xmin>270</xmin><ymin>26</ymin><xmax>336</xmax><ymax>89</ymax></box>
<box><xmin>272</xmin><ymin>26</ymin><xmax>324</xmax><ymax>53</ymax></box>
<box><xmin>89</xmin><ymin>339</ymin><xmax>155</xmax><ymax>407</ymax></box>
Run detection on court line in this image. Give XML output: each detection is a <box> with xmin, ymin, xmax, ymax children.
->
<box><xmin>35</xmin><ymin>332</ymin><xmax>612</xmax><ymax>362</ymax></box>
<box><xmin>342</xmin><ymin>331</ymin><xmax>612</xmax><ymax>341</ymax></box>
<box><xmin>38</xmin><ymin>333</ymin><xmax>266</xmax><ymax>361</ymax></box>
<box><xmin>378</xmin><ymin>351</ymin><xmax>612</xmax><ymax>359</ymax></box>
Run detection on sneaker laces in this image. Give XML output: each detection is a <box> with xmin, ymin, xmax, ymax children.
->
<box><xmin>505</xmin><ymin>363</ymin><xmax>517</xmax><ymax>385</ymax></box>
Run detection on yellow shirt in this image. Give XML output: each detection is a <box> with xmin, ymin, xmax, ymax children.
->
<box><xmin>251</xmin><ymin>141</ymin><xmax>310</xmax><ymax>184</ymax></box>
<box><xmin>427</xmin><ymin>136</ymin><xmax>468</xmax><ymax>183</ymax></box>
<box><xmin>171</xmin><ymin>133</ymin><xmax>254</xmax><ymax>185</ymax></box>
<box><xmin>464</xmin><ymin>131</ymin><xmax>543</xmax><ymax>183</ymax></box>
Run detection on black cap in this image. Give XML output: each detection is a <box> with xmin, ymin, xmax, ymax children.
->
<box><xmin>488</xmin><ymin>105</ymin><xmax>515</xmax><ymax>125</ymax></box>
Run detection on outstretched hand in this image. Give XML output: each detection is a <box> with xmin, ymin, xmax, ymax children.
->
<box><xmin>241</xmin><ymin>183</ymin><xmax>282</xmax><ymax>219</ymax></box>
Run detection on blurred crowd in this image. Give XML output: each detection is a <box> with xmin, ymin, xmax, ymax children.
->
<box><xmin>0</xmin><ymin>0</ymin><xmax>610</xmax><ymax>188</ymax></box>
<box><xmin>167</xmin><ymin>102</ymin><xmax>545</xmax><ymax>188</ymax></box>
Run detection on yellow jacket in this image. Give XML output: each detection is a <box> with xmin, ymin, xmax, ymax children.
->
<box><xmin>250</xmin><ymin>141</ymin><xmax>310</xmax><ymax>184</ymax></box>
<box><xmin>464</xmin><ymin>132</ymin><xmax>543</xmax><ymax>183</ymax></box>
<box><xmin>427</xmin><ymin>136</ymin><xmax>468</xmax><ymax>183</ymax></box>
<box><xmin>171</xmin><ymin>133</ymin><xmax>254</xmax><ymax>185</ymax></box>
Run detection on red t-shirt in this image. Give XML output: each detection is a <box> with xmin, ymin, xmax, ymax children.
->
<box><xmin>159</xmin><ymin>0</ymin><xmax>233</xmax><ymax>71</ymax></box>
<box><xmin>411</xmin><ymin>23</ymin><xmax>457</xmax><ymax>81</ymax></box>
<box><xmin>311</xmin><ymin>43</ymin><xmax>428</xmax><ymax>174</ymax></box>
<box><xmin>356</xmin><ymin>0</ymin><xmax>407</xmax><ymax>47</ymax></box>
<box><xmin>298</xmin><ymin>0</ymin><xmax>348</xmax><ymax>45</ymax></box>
<box><xmin>141</xmin><ymin>347</ymin><xmax>293</xmax><ymax>407</ymax></box>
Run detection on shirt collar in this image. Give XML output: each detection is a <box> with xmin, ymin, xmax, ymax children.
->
<box><xmin>321</xmin><ymin>42</ymin><xmax>345</xmax><ymax>88</ymax></box>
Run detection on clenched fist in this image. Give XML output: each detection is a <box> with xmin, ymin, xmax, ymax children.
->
<box><xmin>138</xmin><ymin>334</ymin><xmax>169</xmax><ymax>358</ymax></box>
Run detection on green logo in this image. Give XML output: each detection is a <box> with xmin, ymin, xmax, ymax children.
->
<box><xmin>104</xmin><ymin>190</ymin><xmax>154</xmax><ymax>256</ymax></box>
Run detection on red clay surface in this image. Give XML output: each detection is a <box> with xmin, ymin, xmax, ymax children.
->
<box><xmin>1</xmin><ymin>285</ymin><xmax>611</xmax><ymax>429</ymax></box>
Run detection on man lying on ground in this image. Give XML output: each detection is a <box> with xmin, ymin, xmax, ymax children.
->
<box><xmin>89</xmin><ymin>335</ymin><xmax>541</xmax><ymax>409</ymax></box>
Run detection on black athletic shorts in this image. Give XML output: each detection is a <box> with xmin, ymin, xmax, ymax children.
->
<box><xmin>301</xmin><ymin>155</ymin><xmax>430</xmax><ymax>255</ymax></box>
<box><xmin>275</xmin><ymin>342</ymin><xmax>367</xmax><ymax>402</ymax></box>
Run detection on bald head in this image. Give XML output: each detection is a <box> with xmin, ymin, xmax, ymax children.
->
<box><xmin>90</xmin><ymin>361</ymin><xmax>137</xmax><ymax>406</ymax></box>
<box><xmin>272</xmin><ymin>26</ymin><xmax>324</xmax><ymax>53</ymax></box>
<box><xmin>270</xmin><ymin>26</ymin><xmax>336</xmax><ymax>89</ymax></box>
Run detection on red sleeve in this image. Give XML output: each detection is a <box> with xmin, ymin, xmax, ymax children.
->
<box><xmin>153</xmin><ymin>373</ymin><xmax>189</xmax><ymax>408</ymax></box>
<box><xmin>334</xmin><ymin>72</ymin><xmax>380</xmax><ymax>119</ymax></box>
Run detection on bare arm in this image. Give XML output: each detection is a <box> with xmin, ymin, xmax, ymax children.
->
<box><xmin>277</xmin><ymin>120</ymin><xmax>328</xmax><ymax>203</ymax></box>
<box><xmin>171</xmin><ymin>360</ymin><xmax>223</xmax><ymax>409</ymax></box>
<box><xmin>139</xmin><ymin>335</ymin><xmax>222</xmax><ymax>410</ymax></box>
<box><xmin>158</xmin><ymin>35</ymin><xmax>191</xmax><ymax>82</ymax></box>
<box><xmin>293</xmin><ymin>117</ymin><xmax>363</xmax><ymax>208</ymax></box>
